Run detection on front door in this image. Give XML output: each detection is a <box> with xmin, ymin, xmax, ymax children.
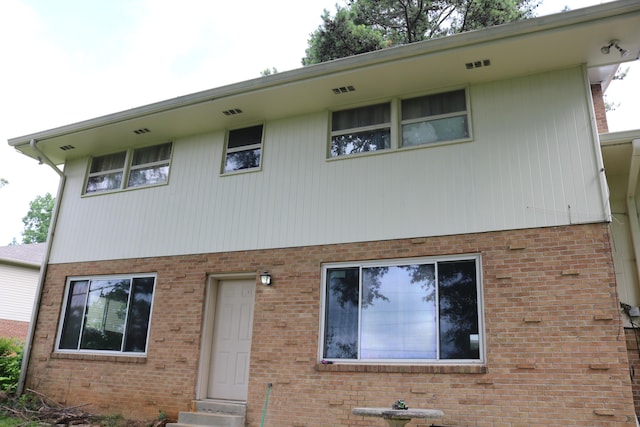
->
<box><xmin>207</xmin><ymin>279</ymin><xmax>255</xmax><ymax>400</ymax></box>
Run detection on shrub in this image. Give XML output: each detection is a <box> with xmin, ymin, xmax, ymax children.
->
<box><xmin>0</xmin><ymin>338</ymin><xmax>23</xmax><ymax>393</ymax></box>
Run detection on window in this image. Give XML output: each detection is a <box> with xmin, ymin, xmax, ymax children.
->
<box><xmin>223</xmin><ymin>125</ymin><xmax>263</xmax><ymax>173</ymax></box>
<box><xmin>128</xmin><ymin>142</ymin><xmax>172</xmax><ymax>188</ymax></box>
<box><xmin>57</xmin><ymin>275</ymin><xmax>156</xmax><ymax>354</ymax></box>
<box><xmin>329</xmin><ymin>89</ymin><xmax>470</xmax><ymax>158</ymax></box>
<box><xmin>401</xmin><ymin>89</ymin><xmax>469</xmax><ymax>147</ymax></box>
<box><xmin>321</xmin><ymin>256</ymin><xmax>481</xmax><ymax>363</ymax></box>
<box><xmin>330</xmin><ymin>103</ymin><xmax>391</xmax><ymax>157</ymax></box>
<box><xmin>85</xmin><ymin>142</ymin><xmax>172</xmax><ymax>194</ymax></box>
<box><xmin>86</xmin><ymin>151</ymin><xmax>127</xmax><ymax>193</ymax></box>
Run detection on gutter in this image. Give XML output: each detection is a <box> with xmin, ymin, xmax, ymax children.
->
<box><xmin>626</xmin><ymin>139</ymin><xmax>640</xmax><ymax>294</ymax></box>
<box><xmin>17</xmin><ymin>140</ymin><xmax>65</xmax><ymax>395</ymax></box>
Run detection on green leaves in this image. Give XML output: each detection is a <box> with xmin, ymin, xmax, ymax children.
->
<box><xmin>0</xmin><ymin>338</ymin><xmax>23</xmax><ymax>393</ymax></box>
<box><xmin>303</xmin><ymin>0</ymin><xmax>539</xmax><ymax>65</ymax></box>
<box><xmin>302</xmin><ymin>7</ymin><xmax>387</xmax><ymax>65</ymax></box>
<box><xmin>21</xmin><ymin>193</ymin><xmax>54</xmax><ymax>244</ymax></box>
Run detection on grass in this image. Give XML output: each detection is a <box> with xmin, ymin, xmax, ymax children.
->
<box><xmin>0</xmin><ymin>414</ymin><xmax>39</xmax><ymax>427</ymax></box>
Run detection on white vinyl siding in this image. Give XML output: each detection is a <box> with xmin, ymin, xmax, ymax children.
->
<box><xmin>49</xmin><ymin>67</ymin><xmax>607</xmax><ymax>263</ymax></box>
<box><xmin>0</xmin><ymin>264</ymin><xmax>39</xmax><ymax>322</ymax></box>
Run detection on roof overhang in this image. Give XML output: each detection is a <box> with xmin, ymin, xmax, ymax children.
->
<box><xmin>9</xmin><ymin>0</ymin><xmax>640</xmax><ymax>165</ymax></box>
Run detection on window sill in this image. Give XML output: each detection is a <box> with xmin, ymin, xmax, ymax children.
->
<box><xmin>315</xmin><ymin>363</ymin><xmax>486</xmax><ymax>374</ymax></box>
<box><xmin>82</xmin><ymin>181</ymin><xmax>169</xmax><ymax>197</ymax></box>
<box><xmin>51</xmin><ymin>352</ymin><xmax>147</xmax><ymax>364</ymax></box>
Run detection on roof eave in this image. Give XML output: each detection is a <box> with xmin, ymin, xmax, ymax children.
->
<box><xmin>8</xmin><ymin>0</ymin><xmax>640</xmax><ymax>154</ymax></box>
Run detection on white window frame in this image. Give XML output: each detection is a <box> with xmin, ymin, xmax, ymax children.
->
<box><xmin>319</xmin><ymin>254</ymin><xmax>484</xmax><ymax>364</ymax></box>
<box><xmin>55</xmin><ymin>273</ymin><xmax>156</xmax><ymax>356</ymax></box>
<box><xmin>83</xmin><ymin>141</ymin><xmax>173</xmax><ymax>195</ymax></box>
<box><xmin>329</xmin><ymin>102</ymin><xmax>393</xmax><ymax>157</ymax></box>
<box><xmin>400</xmin><ymin>88</ymin><xmax>470</xmax><ymax>147</ymax></box>
<box><xmin>222</xmin><ymin>124</ymin><xmax>264</xmax><ymax>174</ymax></box>
<box><xmin>328</xmin><ymin>87</ymin><xmax>471</xmax><ymax>159</ymax></box>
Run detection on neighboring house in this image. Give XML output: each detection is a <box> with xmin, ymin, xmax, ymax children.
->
<box><xmin>6</xmin><ymin>2</ymin><xmax>640</xmax><ymax>425</ymax></box>
<box><xmin>0</xmin><ymin>243</ymin><xmax>45</xmax><ymax>341</ymax></box>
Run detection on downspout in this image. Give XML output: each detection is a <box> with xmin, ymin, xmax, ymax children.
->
<box><xmin>17</xmin><ymin>139</ymin><xmax>66</xmax><ymax>395</ymax></box>
<box><xmin>626</xmin><ymin>139</ymin><xmax>640</xmax><ymax>293</ymax></box>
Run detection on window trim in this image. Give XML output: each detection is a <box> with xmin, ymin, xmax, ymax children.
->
<box><xmin>221</xmin><ymin>123</ymin><xmax>265</xmax><ymax>175</ymax></box>
<box><xmin>55</xmin><ymin>273</ymin><xmax>157</xmax><ymax>356</ymax></box>
<box><xmin>319</xmin><ymin>254</ymin><xmax>484</xmax><ymax>365</ymax></box>
<box><xmin>83</xmin><ymin>142</ymin><xmax>173</xmax><ymax>196</ymax></box>
<box><xmin>328</xmin><ymin>86</ymin><xmax>472</xmax><ymax>159</ymax></box>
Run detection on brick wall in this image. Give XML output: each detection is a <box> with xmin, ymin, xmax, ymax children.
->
<box><xmin>591</xmin><ymin>83</ymin><xmax>609</xmax><ymax>133</ymax></box>
<box><xmin>625</xmin><ymin>328</ymin><xmax>640</xmax><ymax>418</ymax></box>
<box><xmin>0</xmin><ymin>319</ymin><xmax>29</xmax><ymax>341</ymax></box>
<box><xmin>25</xmin><ymin>223</ymin><xmax>636</xmax><ymax>426</ymax></box>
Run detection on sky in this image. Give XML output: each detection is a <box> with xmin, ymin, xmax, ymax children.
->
<box><xmin>0</xmin><ymin>0</ymin><xmax>637</xmax><ymax>245</ymax></box>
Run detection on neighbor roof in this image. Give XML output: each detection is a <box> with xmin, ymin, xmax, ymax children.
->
<box><xmin>0</xmin><ymin>243</ymin><xmax>46</xmax><ymax>268</ymax></box>
<box><xmin>8</xmin><ymin>0</ymin><xmax>640</xmax><ymax>165</ymax></box>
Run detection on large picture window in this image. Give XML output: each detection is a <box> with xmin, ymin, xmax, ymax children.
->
<box><xmin>321</xmin><ymin>256</ymin><xmax>481</xmax><ymax>363</ymax></box>
<box><xmin>57</xmin><ymin>275</ymin><xmax>156</xmax><ymax>354</ymax></box>
<box><xmin>85</xmin><ymin>142</ymin><xmax>172</xmax><ymax>194</ymax></box>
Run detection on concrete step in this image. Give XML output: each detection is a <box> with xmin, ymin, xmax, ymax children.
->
<box><xmin>194</xmin><ymin>401</ymin><xmax>246</xmax><ymax>416</ymax></box>
<box><xmin>166</xmin><ymin>401</ymin><xmax>246</xmax><ymax>427</ymax></box>
<box><xmin>167</xmin><ymin>412</ymin><xmax>244</xmax><ymax>427</ymax></box>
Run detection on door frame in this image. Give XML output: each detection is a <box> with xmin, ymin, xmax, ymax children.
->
<box><xmin>196</xmin><ymin>272</ymin><xmax>257</xmax><ymax>401</ymax></box>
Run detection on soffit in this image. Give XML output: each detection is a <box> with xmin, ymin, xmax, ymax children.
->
<box><xmin>9</xmin><ymin>0</ymin><xmax>640</xmax><ymax>165</ymax></box>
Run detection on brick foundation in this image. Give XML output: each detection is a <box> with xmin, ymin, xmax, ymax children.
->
<box><xmin>0</xmin><ymin>319</ymin><xmax>29</xmax><ymax>341</ymax></box>
<box><xmin>25</xmin><ymin>223</ymin><xmax>636</xmax><ymax>426</ymax></box>
<box><xmin>625</xmin><ymin>328</ymin><xmax>640</xmax><ymax>418</ymax></box>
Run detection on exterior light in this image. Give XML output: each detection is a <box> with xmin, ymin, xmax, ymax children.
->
<box><xmin>601</xmin><ymin>39</ymin><xmax>629</xmax><ymax>57</ymax></box>
<box><xmin>260</xmin><ymin>272</ymin><xmax>272</xmax><ymax>286</ymax></box>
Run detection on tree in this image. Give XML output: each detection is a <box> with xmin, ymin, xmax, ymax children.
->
<box><xmin>303</xmin><ymin>0</ymin><xmax>539</xmax><ymax>65</ymax></box>
<box><xmin>21</xmin><ymin>193</ymin><xmax>55</xmax><ymax>244</ymax></box>
<box><xmin>302</xmin><ymin>6</ymin><xmax>388</xmax><ymax>65</ymax></box>
<box><xmin>260</xmin><ymin>67</ymin><xmax>278</xmax><ymax>76</ymax></box>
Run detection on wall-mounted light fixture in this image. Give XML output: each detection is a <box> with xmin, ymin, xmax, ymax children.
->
<box><xmin>601</xmin><ymin>39</ymin><xmax>629</xmax><ymax>58</ymax></box>
<box><xmin>260</xmin><ymin>271</ymin><xmax>272</xmax><ymax>286</ymax></box>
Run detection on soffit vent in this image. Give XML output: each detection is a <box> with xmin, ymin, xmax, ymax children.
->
<box><xmin>59</xmin><ymin>145</ymin><xmax>75</xmax><ymax>151</ymax></box>
<box><xmin>465</xmin><ymin>59</ymin><xmax>491</xmax><ymax>70</ymax></box>
<box><xmin>133</xmin><ymin>128</ymin><xmax>151</xmax><ymax>134</ymax></box>
<box><xmin>332</xmin><ymin>86</ymin><xmax>356</xmax><ymax>95</ymax></box>
<box><xmin>223</xmin><ymin>108</ymin><xmax>243</xmax><ymax>116</ymax></box>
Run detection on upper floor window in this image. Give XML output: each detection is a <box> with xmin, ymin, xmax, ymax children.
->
<box><xmin>330</xmin><ymin>103</ymin><xmax>391</xmax><ymax>157</ymax></box>
<box><xmin>57</xmin><ymin>274</ymin><xmax>156</xmax><ymax>355</ymax></box>
<box><xmin>321</xmin><ymin>256</ymin><xmax>482</xmax><ymax>363</ymax></box>
<box><xmin>85</xmin><ymin>142</ymin><xmax>172</xmax><ymax>194</ymax></box>
<box><xmin>329</xmin><ymin>88</ymin><xmax>470</xmax><ymax>158</ymax></box>
<box><xmin>401</xmin><ymin>89</ymin><xmax>469</xmax><ymax>146</ymax></box>
<box><xmin>223</xmin><ymin>124</ymin><xmax>264</xmax><ymax>173</ymax></box>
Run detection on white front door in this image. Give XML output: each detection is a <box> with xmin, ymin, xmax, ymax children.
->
<box><xmin>207</xmin><ymin>279</ymin><xmax>255</xmax><ymax>400</ymax></box>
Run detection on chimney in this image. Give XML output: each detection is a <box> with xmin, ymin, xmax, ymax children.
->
<box><xmin>591</xmin><ymin>84</ymin><xmax>609</xmax><ymax>133</ymax></box>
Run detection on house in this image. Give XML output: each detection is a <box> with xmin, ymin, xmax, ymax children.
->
<box><xmin>0</xmin><ymin>243</ymin><xmax>45</xmax><ymax>341</ymax></box>
<box><xmin>7</xmin><ymin>1</ymin><xmax>640</xmax><ymax>425</ymax></box>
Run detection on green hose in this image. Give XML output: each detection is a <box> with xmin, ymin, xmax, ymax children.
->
<box><xmin>259</xmin><ymin>382</ymin><xmax>272</xmax><ymax>427</ymax></box>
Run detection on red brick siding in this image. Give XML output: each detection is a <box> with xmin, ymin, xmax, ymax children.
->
<box><xmin>591</xmin><ymin>83</ymin><xmax>609</xmax><ymax>133</ymax></box>
<box><xmin>25</xmin><ymin>223</ymin><xmax>636</xmax><ymax>426</ymax></box>
<box><xmin>0</xmin><ymin>319</ymin><xmax>29</xmax><ymax>341</ymax></box>
<box><xmin>625</xmin><ymin>328</ymin><xmax>640</xmax><ymax>418</ymax></box>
